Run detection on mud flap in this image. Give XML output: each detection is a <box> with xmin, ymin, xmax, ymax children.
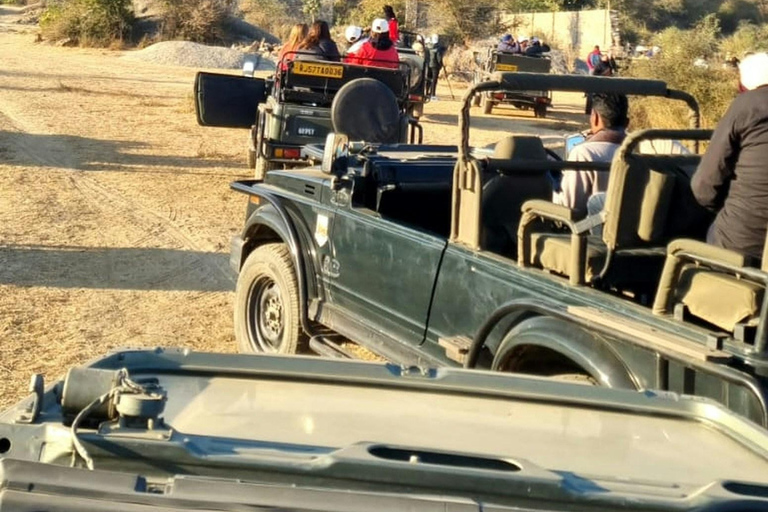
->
<box><xmin>194</xmin><ymin>72</ymin><xmax>268</xmax><ymax>128</ymax></box>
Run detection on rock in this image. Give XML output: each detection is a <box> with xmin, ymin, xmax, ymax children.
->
<box><xmin>122</xmin><ymin>40</ymin><xmax>276</xmax><ymax>70</ymax></box>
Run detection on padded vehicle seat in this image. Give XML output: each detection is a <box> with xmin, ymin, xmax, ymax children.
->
<box><xmin>481</xmin><ymin>136</ymin><xmax>552</xmax><ymax>257</ymax></box>
<box><xmin>654</xmin><ymin>239</ymin><xmax>767</xmax><ymax>333</ymax></box>
<box><xmin>521</xmin><ymin>130</ymin><xmax>711</xmax><ymax>292</ymax></box>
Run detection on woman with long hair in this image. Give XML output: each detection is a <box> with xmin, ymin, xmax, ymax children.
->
<box><xmin>296</xmin><ymin>20</ymin><xmax>340</xmax><ymax>62</ymax></box>
<box><xmin>383</xmin><ymin>5</ymin><xmax>399</xmax><ymax>44</ymax></box>
<box><xmin>277</xmin><ymin>23</ymin><xmax>308</xmax><ymax>71</ymax></box>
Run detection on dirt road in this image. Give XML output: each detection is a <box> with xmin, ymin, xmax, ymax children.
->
<box><xmin>0</xmin><ymin>8</ymin><xmax>587</xmax><ymax>407</ymax></box>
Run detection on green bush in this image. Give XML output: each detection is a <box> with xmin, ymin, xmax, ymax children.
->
<box><xmin>241</xmin><ymin>0</ymin><xmax>301</xmax><ymax>40</ymax></box>
<box><xmin>625</xmin><ymin>17</ymin><xmax>739</xmax><ymax>130</ymax></box>
<box><xmin>720</xmin><ymin>21</ymin><xmax>768</xmax><ymax>57</ymax></box>
<box><xmin>159</xmin><ymin>0</ymin><xmax>237</xmax><ymax>43</ymax></box>
<box><xmin>40</xmin><ymin>0</ymin><xmax>133</xmax><ymax>46</ymax></box>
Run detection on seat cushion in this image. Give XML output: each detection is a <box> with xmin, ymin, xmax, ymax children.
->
<box><xmin>676</xmin><ymin>266</ymin><xmax>764</xmax><ymax>331</ymax></box>
<box><xmin>530</xmin><ymin>233</ymin><xmax>606</xmax><ymax>280</ymax></box>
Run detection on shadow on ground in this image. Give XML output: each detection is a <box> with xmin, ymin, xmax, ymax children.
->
<box><xmin>0</xmin><ymin>245</ymin><xmax>234</xmax><ymax>292</ymax></box>
<box><xmin>0</xmin><ymin>131</ymin><xmax>241</xmax><ymax>171</ymax></box>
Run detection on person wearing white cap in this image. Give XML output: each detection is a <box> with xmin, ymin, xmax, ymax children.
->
<box><xmin>345</xmin><ymin>18</ymin><xmax>399</xmax><ymax>69</ymax></box>
<box><xmin>518</xmin><ymin>35</ymin><xmax>530</xmax><ymax>52</ymax></box>
<box><xmin>344</xmin><ymin>25</ymin><xmax>367</xmax><ymax>54</ymax></box>
<box><xmin>691</xmin><ymin>52</ymin><xmax>768</xmax><ymax>260</ymax></box>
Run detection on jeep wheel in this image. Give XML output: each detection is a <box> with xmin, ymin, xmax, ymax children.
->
<box><xmin>534</xmin><ymin>105</ymin><xmax>548</xmax><ymax>118</ymax></box>
<box><xmin>235</xmin><ymin>243</ymin><xmax>305</xmax><ymax>354</ymax></box>
<box><xmin>490</xmin><ymin>316</ymin><xmax>626</xmax><ymax>387</ymax></box>
<box><xmin>482</xmin><ymin>95</ymin><xmax>493</xmax><ymax>115</ymax></box>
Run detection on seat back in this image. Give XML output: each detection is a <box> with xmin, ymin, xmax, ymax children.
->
<box><xmin>602</xmin><ymin>134</ymin><xmax>711</xmax><ymax>252</ymax></box>
<box><xmin>481</xmin><ymin>136</ymin><xmax>553</xmax><ymax>256</ymax></box>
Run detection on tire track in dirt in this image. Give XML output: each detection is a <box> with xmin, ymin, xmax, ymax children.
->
<box><xmin>0</xmin><ymin>107</ymin><xmax>234</xmax><ymax>286</ymax></box>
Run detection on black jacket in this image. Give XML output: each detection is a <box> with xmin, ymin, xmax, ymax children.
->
<box><xmin>691</xmin><ymin>86</ymin><xmax>768</xmax><ymax>259</ymax></box>
<box><xmin>295</xmin><ymin>38</ymin><xmax>341</xmax><ymax>62</ymax></box>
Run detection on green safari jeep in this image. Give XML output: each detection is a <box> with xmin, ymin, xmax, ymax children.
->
<box><xmin>194</xmin><ymin>56</ymin><xmax>424</xmax><ymax>179</ymax></box>
<box><xmin>229</xmin><ymin>72</ymin><xmax>768</xmax><ymax>428</ymax></box>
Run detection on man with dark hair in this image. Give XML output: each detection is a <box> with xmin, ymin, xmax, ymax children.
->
<box><xmin>553</xmin><ymin>92</ymin><xmax>629</xmax><ymax>217</ymax></box>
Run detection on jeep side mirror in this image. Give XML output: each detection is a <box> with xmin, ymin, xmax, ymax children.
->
<box><xmin>321</xmin><ymin>132</ymin><xmax>350</xmax><ymax>176</ymax></box>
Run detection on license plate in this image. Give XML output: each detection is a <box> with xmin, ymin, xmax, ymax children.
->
<box><xmin>496</xmin><ymin>64</ymin><xmax>519</xmax><ymax>72</ymax></box>
<box><xmin>292</xmin><ymin>61</ymin><xmax>344</xmax><ymax>79</ymax></box>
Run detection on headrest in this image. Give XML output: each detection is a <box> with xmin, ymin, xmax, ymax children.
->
<box><xmin>492</xmin><ymin>136</ymin><xmax>548</xmax><ymax>160</ymax></box>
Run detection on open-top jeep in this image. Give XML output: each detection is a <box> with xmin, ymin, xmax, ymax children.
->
<box><xmin>194</xmin><ymin>56</ymin><xmax>423</xmax><ymax>179</ymax></box>
<box><xmin>229</xmin><ymin>72</ymin><xmax>768</xmax><ymax>428</ymax></box>
<box><xmin>472</xmin><ymin>49</ymin><xmax>552</xmax><ymax>117</ymax></box>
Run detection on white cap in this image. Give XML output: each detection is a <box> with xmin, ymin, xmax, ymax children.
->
<box><xmin>371</xmin><ymin>18</ymin><xmax>389</xmax><ymax>34</ymax></box>
<box><xmin>740</xmin><ymin>52</ymin><xmax>768</xmax><ymax>91</ymax></box>
<box><xmin>531</xmin><ymin>36</ymin><xmax>540</xmax><ymax>43</ymax></box>
<box><xmin>430</xmin><ymin>33</ymin><xmax>438</xmax><ymax>44</ymax></box>
<box><xmin>518</xmin><ymin>35</ymin><xmax>529</xmax><ymax>42</ymax></box>
<box><xmin>345</xmin><ymin>25</ymin><xmax>362</xmax><ymax>43</ymax></box>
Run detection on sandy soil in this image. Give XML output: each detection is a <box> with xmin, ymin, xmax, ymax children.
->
<box><xmin>0</xmin><ymin>6</ymin><xmax>588</xmax><ymax>408</ymax></box>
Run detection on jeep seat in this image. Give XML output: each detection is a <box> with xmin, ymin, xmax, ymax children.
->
<box><xmin>481</xmin><ymin>136</ymin><xmax>552</xmax><ymax>257</ymax></box>
<box><xmin>653</xmin><ymin>238</ymin><xmax>768</xmax><ymax>334</ymax></box>
<box><xmin>520</xmin><ymin>130</ymin><xmax>713</xmax><ymax>292</ymax></box>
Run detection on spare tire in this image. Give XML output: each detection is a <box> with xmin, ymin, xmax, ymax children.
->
<box><xmin>331</xmin><ymin>78</ymin><xmax>401</xmax><ymax>143</ymax></box>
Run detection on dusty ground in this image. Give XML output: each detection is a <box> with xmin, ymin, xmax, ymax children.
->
<box><xmin>0</xmin><ymin>6</ymin><xmax>587</xmax><ymax>408</ymax></box>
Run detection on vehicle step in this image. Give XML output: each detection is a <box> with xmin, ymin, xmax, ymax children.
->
<box><xmin>567</xmin><ymin>306</ymin><xmax>732</xmax><ymax>363</ymax></box>
<box><xmin>309</xmin><ymin>336</ymin><xmax>355</xmax><ymax>359</ymax></box>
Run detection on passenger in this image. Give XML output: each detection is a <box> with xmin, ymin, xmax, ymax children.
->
<box><xmin>587</xmin><ymin>45</ymin><xmax>601</xmax><ymax>74</ymax></box>
<box><xmin>295</xmin><ymin>20</ymin><xmax>341</xmax><ymax>62</ymax></box>
<box><xmin>593</xmin><ymin>53</ymin><xmax>615</xmax><ymax>76</ymax></box>
<box><xmin>383</xmin><ymin>5</ymin><xmax>400</xmax><ymax>43</ymax></box>
<box><xmin>497</xmin><ymin>34</ymin><xmax>519</xmax><ymax>54</ymax></box>
<box><xmin>524</xmin><ymin>37</ymin><xmax>549</xmax><ymax>56</ymax></box>
<box><xmin>518</xmin><ymin>36</ymin><xmax>530</xmax><ymax>53</ymax></box>
<box><xmin>343</xmin><ymin>25</ymin><xmax>364</xmax><ymax>53</ymax></box>
<box><xmin>277</xmin><ymin>23</ymin><xmax>308</xmax><ymax>71</ymax></box>
<box><xmin>553</xmin><ymin>92</ymin><xmax>628</xmax><ymax>218</ymax></box>
<box><xmin>691</xmin><ymin>52</ymin><xmax>768</xmax><ymax>260</ymax></box>
<box><xmin>345</xmin><ymin>19</ymin><xmax>399</xmax><ymax>69</ymax></box>
<box><xmin>426</xmin><ymin>34</ymin><xmax>445</xmax><ymax>100</ymax></box>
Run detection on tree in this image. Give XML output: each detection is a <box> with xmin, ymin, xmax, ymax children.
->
<box><xmin>301</xmin><ymin>0</ymin><xmax>321</xmax><ymax>21</ymax></box>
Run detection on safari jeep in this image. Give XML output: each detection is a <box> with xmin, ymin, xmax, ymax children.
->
<box><xmin>472</xmin><ymin>50</ymin><xmax>552</xmax><ymax>117</ymax></box>
<box><xmin>4</xmin><ymin>349</ymin><xmax>768</xmax><ymax>510</ymax></box>
<box><xmin>229</xmin><ymin>72</ymin><xmax>768</xmax><ymax>428</ymax></box>
<box><xmin>194</xmin><ymin>57</ymin><xmax>423</xmax><ymax>179</ymax></box>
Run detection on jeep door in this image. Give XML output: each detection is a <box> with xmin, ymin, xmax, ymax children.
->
<box><xmin>194</xmin><ymin>72</ymin><xmax>268</xmax><ymax>128</ymax></box>
<box><xmin>326</xmin><ymin>195</ymin><xmax>448</xmax><ymax>347</ymax></box>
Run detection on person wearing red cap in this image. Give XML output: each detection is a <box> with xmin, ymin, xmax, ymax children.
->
<box><xmin>345</xmin><ymin>18</ymin><xmax>400</xmax><ymax>69</ymax></box>
<box><xmin>691</xmin><ymin>52</ymin><xmax>768</xmax><ymax>260</ymax></box>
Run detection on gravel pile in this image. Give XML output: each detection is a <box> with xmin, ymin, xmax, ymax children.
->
<box><xmin>123</xmin><ymin>41</ymin><xmax>275</xmax><ymax>70</ymax></box>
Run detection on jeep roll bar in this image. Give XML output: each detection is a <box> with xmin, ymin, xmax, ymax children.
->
<box><xmin>451</xmin><ymin>72</ymin><xmax>703</xmax><ymax>249</ymax></box>
<box><xmin>458</xmin><ymin>72</ymin><xmax>701</xmax><ymax>162</ymax></box>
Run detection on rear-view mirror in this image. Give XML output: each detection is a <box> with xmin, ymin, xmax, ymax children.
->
<box><xmin>321</xmin><ymin>133</ymin><xmax>350</xmax><ymax>176</ymax></box>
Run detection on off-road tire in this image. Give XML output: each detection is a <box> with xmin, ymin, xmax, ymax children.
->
<box><xmin>234</xmin><ymin>243</ymin><xmax>305</xmax><ymax>354</ymax></box>
<box><xmin>534</xmin><ymin>105</ymin><xmax>548</xmax><ymax>118</ymax></box>
<box><xmin>482</xmin><ymin>95</ymin><xmax>493</xmax><ymax>115</ymax></box>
